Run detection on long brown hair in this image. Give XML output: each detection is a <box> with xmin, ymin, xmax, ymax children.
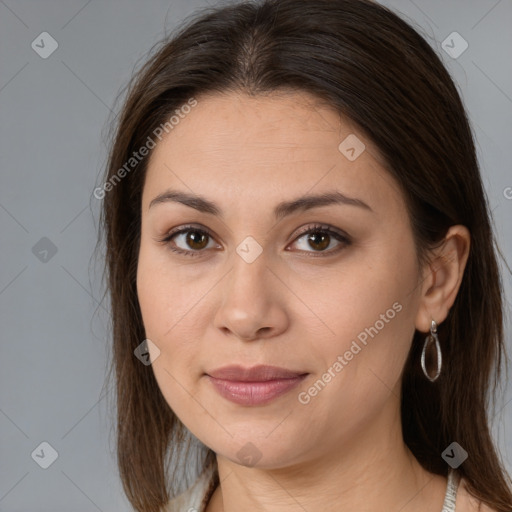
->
<box><xmin>96</xmin><ymin>0</ymin><xmax>512</xmax><ymax>510</ymax></box>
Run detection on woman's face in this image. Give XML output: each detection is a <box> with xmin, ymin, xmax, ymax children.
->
<box><xmin>137</xmin><ymin>90</ymin><xmax>426</xmax><ymax>468</ymax></box>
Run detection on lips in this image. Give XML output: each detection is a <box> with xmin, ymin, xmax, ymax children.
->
<box><xmin>205</xmin><ymin>365</ymin><xmax>308</xmax><ymax>406</ymax></box>
<box><xmin>206</xmin><ymin>364</ymin><xmax>306</xmax><ymax>381</ymax></box>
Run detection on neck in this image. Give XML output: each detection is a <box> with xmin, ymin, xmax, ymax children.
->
<box><xmin>205</xmin><ymin>398</ymin><xmax>448</xmax><ymax>512</ymax></box>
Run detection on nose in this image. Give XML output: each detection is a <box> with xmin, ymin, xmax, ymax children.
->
<box><xmin>213</xmin><ymin>245</ymin><xmax>289</xmax><ymax>342</ymax></box>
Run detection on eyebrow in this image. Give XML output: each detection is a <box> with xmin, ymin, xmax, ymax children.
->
<box><xmin>148</xmin><ymin>189</ymin><xmax>373</xmax><ymax>220</ymax></box>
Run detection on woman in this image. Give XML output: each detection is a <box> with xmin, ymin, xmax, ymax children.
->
<box><xmin>97</xmin><ymin>0</ymin><xmax>512</xmax><ymax>510</ymax></box>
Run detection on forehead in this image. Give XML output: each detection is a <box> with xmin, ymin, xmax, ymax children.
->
<box><xmin>142</xmin><ymin>91</ymin><xmax>404</xmax><ymax>217</ymax></box>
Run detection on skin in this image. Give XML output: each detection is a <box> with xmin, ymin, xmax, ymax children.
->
<box><xmin>136</xmin><ymin>90</ymin><xmax>479</xmax><ymax>511</ymax></box>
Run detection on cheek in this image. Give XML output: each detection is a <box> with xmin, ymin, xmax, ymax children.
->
<box><xmin>303</xmin><ymin>240</ymin><xmax>419</xmax><ymax>383</ymax></box>
<box><xmin>136</xmin><ymin>242</ymin><xmax>211</xmax><ymax>394</ymax></box>
<box><xmin>136</xmin><ymin>249</ymin><xmax>202</xmax><ymax>421</ymax></box>
<box><xmin>293</xmin><ymin>266</ymin><xmax>418</xmax><ymax>438</ymax></box>
<box><xmin>136</xmin><ymin>241</ymin><xmax>206</xmax><ymax>341</ymax></box>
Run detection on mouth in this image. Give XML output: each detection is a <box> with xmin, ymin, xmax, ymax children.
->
<box><xmin>205</xmin><ymin>364</ymin><xmax>309</xmax><ymax>406</ymax></box>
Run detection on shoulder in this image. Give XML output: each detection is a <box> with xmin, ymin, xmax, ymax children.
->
<box><xmin>455</xmin><ymin>477</ymin><xmax>498</xmax><ymax>512</ymax></box>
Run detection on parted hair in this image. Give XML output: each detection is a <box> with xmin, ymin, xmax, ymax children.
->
<box><xmin>97</xmin><ymin>1</ymin><xmax>512</xmax><ymax>510</ymax></box>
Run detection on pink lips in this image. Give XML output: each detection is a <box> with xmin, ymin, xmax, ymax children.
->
<box><xmin>206</xmin><ymin>364</ymin><xmax>308</xmax><ymax>406</ymax></box>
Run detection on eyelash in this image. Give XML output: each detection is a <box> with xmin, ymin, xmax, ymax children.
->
<box><xmin>157</xmin><ymin>223</ymin><xmax>351</xmax><ymax>258</ymax></box>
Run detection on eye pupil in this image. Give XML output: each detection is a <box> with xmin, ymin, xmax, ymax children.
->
<box><xmin>187</xmin><ymin>231</ymin><xmax>208</xmax><ymax>250</ymax></box>
<box><xmin>308</xmin><ymin>232</ymin><xmax>330</xmax><ymax>251</ymax></box>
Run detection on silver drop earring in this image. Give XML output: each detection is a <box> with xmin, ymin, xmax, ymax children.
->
<box><xmin>421</xmin><ymin>319</ymin><xmax>442</xmax><ymax>382</ymax></box>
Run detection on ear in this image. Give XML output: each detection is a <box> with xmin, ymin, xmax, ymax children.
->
<box><xmin>415</xmin><ymin>225</ymin><xmax>471</xmax><ymax>333</ymax></box>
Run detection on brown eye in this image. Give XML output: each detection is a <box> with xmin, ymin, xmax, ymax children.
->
<box><xmin>159</xmin><ymin>225</ymin><xmax>217</xmax><ymax>257</ymax></box>
<box><xmin>290</xmin><ymin>224</ymin><xmax>351</xmax><ymax>256</ymax></box>
<box><xmin>305</xmin><ymin>232</ymin><xmax>331</xmax><ymax>251</ymax></box>
<box><xmin>159</xmin><ymin>223</ymin><xmax>350</xmax><ymax>258</ymax></box>
<box><xmin>183</xmin><ymin>230</ymin><xmax>209</xmax><ymax>250</ymax></box>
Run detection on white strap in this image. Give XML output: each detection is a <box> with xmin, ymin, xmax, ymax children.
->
<box><xmin>441</xmin><ymin>469</ymin><xmax>461</xmax><ymax>512</ymax></box>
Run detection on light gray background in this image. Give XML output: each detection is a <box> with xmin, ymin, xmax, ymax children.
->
<box><xmin>1</xmin><ymin>0</ymin><xmax>511</xmax><ymax>510</ymax></box>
